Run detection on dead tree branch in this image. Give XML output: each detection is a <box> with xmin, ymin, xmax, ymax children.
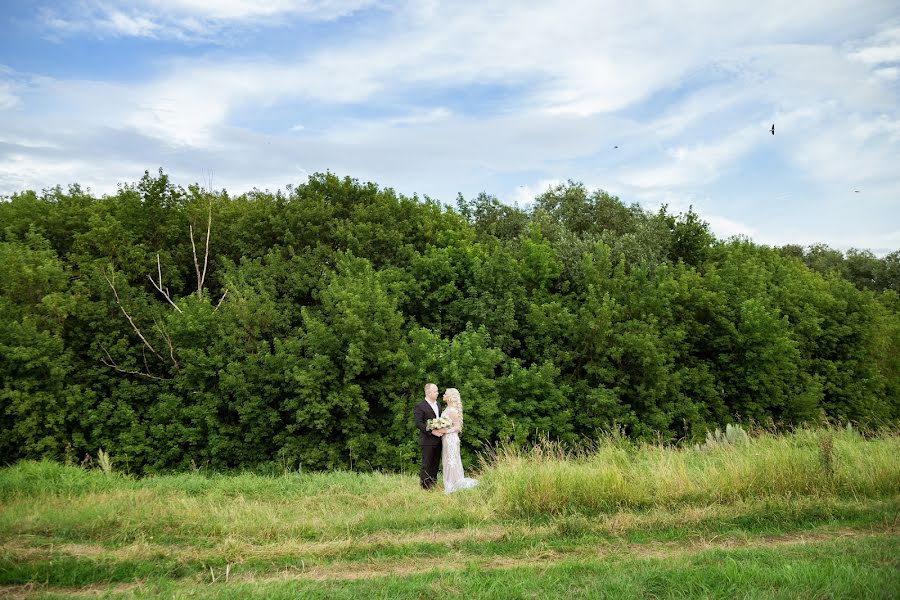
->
<box><xmin>102</xmin><ymin>268</ymin><xmax>166</xmax><ymax>365</ymax></box>
<box><xmin>189</xmin><ymin>222</ymin><xmax>201</xmax><ymax>300</ymax></box>
<box><xmin>190</xmin><ymin>197</ymin><xmax>213</xmax><ymax>301</ymax></box>
<box><xmin>215</xmin><ymin>288</ymin><xmax>228</xmax><ymax>311</ymax></box>
<box><xmin>202</xmin><ymin>198</ymin><xmax>211</xmax><ymax>294</ymax></box>
<box><xmin>153</xmin><ymin>317</ymin><xmax>179</xmax><ymax>370</ymax></box>
<box><xmin>99</xmin><ymin>345</ymin><xmax>170</xmax><ymax>381</ymax></box>
<box><xmin>148</xmin><ymin>254</ymin><xmax>184</xmax><ymax>314</ymax></box>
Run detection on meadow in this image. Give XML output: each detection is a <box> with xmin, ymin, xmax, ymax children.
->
<box><xmin>1</xmin><ymin>427</ymin><xmax>898</xmax><ymax>599</ymax></box>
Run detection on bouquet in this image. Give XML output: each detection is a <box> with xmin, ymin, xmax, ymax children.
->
<box><xmin>426</xmin><ymin>416</ymin><xmax>452</xmax><ymax>431</ymax></box>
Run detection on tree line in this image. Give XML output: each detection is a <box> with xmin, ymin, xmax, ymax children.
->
<box><xmin>1</xmin><ymin>170</ymin><xmax>898</xmax><ymax>473</ymax></box>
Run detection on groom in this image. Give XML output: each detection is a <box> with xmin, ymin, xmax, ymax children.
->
<box><xmin>414</xmin><ymin>383</ymin><xmax>445</xmax><ymax>490</ymax></box>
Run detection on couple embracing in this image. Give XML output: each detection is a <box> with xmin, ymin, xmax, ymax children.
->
<box><xmin>413</xmin><ymin>383</ymin><xmax>479</xmax><ymax>493</ymax></box>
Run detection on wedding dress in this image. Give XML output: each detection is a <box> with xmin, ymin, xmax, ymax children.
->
<box><xmin>441</xmin><ymin>406</ymin><xmax>478</xmax><ymax>494</ymax></box>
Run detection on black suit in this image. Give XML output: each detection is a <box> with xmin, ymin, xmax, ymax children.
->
<box><xmin>414</xmin><ymin>399</ymin><xmax>441</xmax><ymax>489</ymax></box>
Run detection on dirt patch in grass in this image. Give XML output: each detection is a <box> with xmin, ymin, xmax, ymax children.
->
<box><xmin>621</xmin><ymin>526</ymin><xmax>884</xmax><ymax>559</ymax></box>
<box><xmin>0</xmin><ymin>581</ymin><xmax>145</xmax><ymax>599</ymax></box>
<box><xmin>1</xmin><ymin>524</ymin><xmax>521</xmax><ymax>564</ymax></box>
<box><xmin>221</xmin><ymin>526</ymin><xmax>898</xmax><ymax>583</ymax></box>
<box><xmin>3</xmin><ymin>526</ymin><xmax>895</xmax><ymax>597</ymax></box>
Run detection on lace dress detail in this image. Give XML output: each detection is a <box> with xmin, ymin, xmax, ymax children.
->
<box><xmin>441</xmin><ymin>407</ymin><xmax>479</xmax><ymax>494</ymax></box>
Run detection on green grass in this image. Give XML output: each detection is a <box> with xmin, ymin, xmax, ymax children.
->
<box><xmin>483</xmin><ymin>428</ymin><xmax>900</xmax><ymax>517</ymax></box>
<box><xmin>13</xmin><ymin>535</ymin><xmax>900</xmax><ymax>599</ymax></box>
<box><xmin>1</xmin><ymin>428</ymin><xmax>898</xmax><ymax>598</ymax></box>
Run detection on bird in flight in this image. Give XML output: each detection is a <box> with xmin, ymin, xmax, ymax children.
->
<box><xmin>614</xmin><ymin>145</ymin><xmax>619</xmax><ymax>149</ymax></box>
<box><xmin>770</xmin><ymin>124</ymin><xmax>775</xmax><ymax>135</ymax></box>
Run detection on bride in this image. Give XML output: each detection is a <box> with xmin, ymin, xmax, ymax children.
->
<box><xmin>440</xmin><ymin>388</ymin><xmax>479</xmax><ymax>494</ymax></box>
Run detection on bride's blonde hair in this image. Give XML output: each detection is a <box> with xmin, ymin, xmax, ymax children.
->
<box><xmin>445</xmin><ymin>388</ymin><xmax>463</xmax><ymax>431</ymax></box>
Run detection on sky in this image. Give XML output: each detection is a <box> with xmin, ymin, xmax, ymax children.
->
<box><xmin>1</xmin><ymin>1</ymin><xmax>899</xmax><ymax>254</ymax></box>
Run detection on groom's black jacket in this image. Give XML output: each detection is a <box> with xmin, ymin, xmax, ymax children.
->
<box><xmin>414</xmin><ymin>400</ymin><xmax>441</xmax><ymax>447</ymax></box>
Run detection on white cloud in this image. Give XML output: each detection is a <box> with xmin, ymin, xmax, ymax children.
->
<box><xmin>847</xmin><ymin>26</ymin><xmax>900</xmax><ymax>65</ymax></box>
<box><xmin>105</xmin><ymin>10</ymin><xmax>160</xmax><ymax>36</ymax></box>
<box><xmin>38</xmin><ymin>0</ymin><xmax>380</xmax><ymax>40</ymax></box>
<box><xmin>705</xmin><ymin>214</ymin><xmax>758</xmax><ymax>240</ymax></box>
<box><xmin>874</xmin><ymin>67</ymin><xmax>899</xmax><ymax>81</ymax></box>
<box><xmin>511</xmin><ymin>179</ymin><xmax>562</xmax><ymax>206</ymax></box>
<box><xmin>849</xmin><ymin>45</ymin><xmax>900</xmax><ymax>65</ymax></box>
<box><xmin>384</xmin><ymin>107</ymin><xmax>452</xmax><ymax>127</ymax></box>
<box><xmin>100</xmin><ymin>0</ymin><xmax>888</xmax><ymax>124</ymax></box>
<box><xmin>154</xmin><ymin>0</ymin><xmax>378</xmax><ymax>21</ymax></box>
<box><xmin>620</xmin><ymin>124</ymin><xmax>762</xmax><ymax>189</ymax></box>
<box><xmin>6</xmin><ymin>2</ymin><xmax>900</xmax><ymax>252</ymax></box>
<box><xmin>788</xmin><ymin>110</ymin><xmax>900</xmax><ymax>187</ymax></box>
<box><xmin>0</xmin><ymin>84</ymin><xmax>19</xmax><ymax>110</ymax></box>
<box><xmin>29</xmin><ymin>2</ymin><xmax>900</xmax><ymax>148</ymax></box>
<box><xmin>758</xmin><ymin>228</ymin><xmax>900</xmax><ymax>256</ymax></box>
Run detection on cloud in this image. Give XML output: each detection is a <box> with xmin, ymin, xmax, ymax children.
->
<box><xmin>874</xmin><ymin>67</ymin><xmax>899</xmax><ymax>81</ymax></box>
<box><xmin>785</xmin><ymin>108</ymin><xmax>900</xmax><ymax>188</ymax></box>
<box><xmin>38</xmin><ymin>0</ymin><xmax>380</xmax><ymax>41</ymax></box>
<box><xmin>0</xmin><ymin>126</ymin><xmax>168</xmax><ymax>197</ymax></box>
<box><xmin>0</xmin><ymin>84</ymin><xmax>19</xmax><ymax>110</ymax></box>
<box><xmin>511</xmin><ymin>179</ymin><xmax>562</xmax><ymax>206</ymax></box>
<box><xmin>384</xmin><ymin>107</ymin><xmax>452</xmax><ymax>127</ymax></box>
<box><xmin>705</xmin><ymin>214</ymin><xmax>758</xmax><ymax>240</ymax></box>
<box><xmin>103</xmin><ymin>10</ymin><xmax>160</xmax><ymax>37</ymax></box>
<box><xmin>847</xmin><ymin>26</ymin><xmax>900</xmax><ymax>65</ymax></box>
<box><xmin>5</xmin><ymin>2</ymin><xmax>900</xmax><ymax>252</ymax></box>
<box><xmin>29</xmin><ymin>2</ymin><xmax>900</xmax><ymax>147</ymax></box>
<box><xmin>620</xmin><ymin>123</ymin><xmax>762</xmax><ymax>189</ymax></box>
<box><xmin>154</xmin><ymin>0</ymin><xmax>377</xmax><ymax>21</ymax></box>
<box><xmin>605</xmin><ymin>26</ymin><xmax>900</xmax><ymax>214</ymax></box>
<box><xmin>760</xmin><ymin>228</ymin><xmax>900</xmax><ymax>256</ymax></box>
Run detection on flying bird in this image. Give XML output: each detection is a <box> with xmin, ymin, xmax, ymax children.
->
<box><xmin>614</xmin><ymin>145</ymin><xmax>619</xmax><ymax>149</ymax></box>
<box><xmin>770</xmin><ymin>124</ymin><xmax>775</xmax><ymax>135</ymax></box>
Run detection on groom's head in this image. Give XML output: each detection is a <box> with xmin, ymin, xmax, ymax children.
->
<box><xmin>424</xmin><ymin>383</ymin><xmax>438</xmax><ymax>402</ymax></box>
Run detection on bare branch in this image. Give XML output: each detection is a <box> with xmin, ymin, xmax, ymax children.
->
<box><xmin>153</xmin><ymin>317</ymin><xmax>179</xmax><ymax>370</ymax></box>
<box><xmin>189</xmin><ymin>222</ymin><xmax>202</xmax><ymax>301</ymax></box>
<box><xmin>147</xmin><ymin>254</ymin><xmax>184</xmax><ymax>314</ymax></box>
<box><xmin>201</xmin><ymin>197</ymin><xmax>211</xmax><ymax>294</ymax></box>
<box><xmin>190</xmin><ymin>196</ymin><xmax>213</xmax><ymax>302</ymax></box>
<box><xmin>102</xmin><ymin>268</ymin><xmax>166</xmax><ymax>365</ymax></box>
<box><xmin>99</xmin><ymin>345</ymin><xmax>170</xmax><ymax>381</ymax></box>
<box><xmin>214</xmin><ymin>288</ymin><xmax>228</xmax><ymax>311</ymax></box>
<box><xmin>104</xmin><ymin>268</ymin><xmax>120</xmax><ymax>302</ymax></box>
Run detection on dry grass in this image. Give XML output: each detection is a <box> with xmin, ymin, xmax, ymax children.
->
<box><xmin>481</xmin><ymin>428</ymin><xmax>900</xmax><ymax>516</ymax></box>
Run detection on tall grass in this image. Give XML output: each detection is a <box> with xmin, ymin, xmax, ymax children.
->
<box><xmin>1</xmin><ymin>428</ymin><xmax>897</xmax><ymax>528</ymax></box>
<box><xmin>481</xmin><ymin>427</ymin><xmax>900</xmax><ymax>517</ymax></box>
<box><xmin>1</xmin><ymin>428</ymin><xmax>897</xmax><ymax>596</ymax></box>
<box><xmin>0</xmin><ymin>461</ymin><xmax>490</xmax><ymax>545</ymax></box>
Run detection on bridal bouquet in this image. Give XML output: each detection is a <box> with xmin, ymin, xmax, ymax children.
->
<box><xmin>426</xmin><ymin>416</ymin><xmax>452</xmax><ymax>431</ymax></box>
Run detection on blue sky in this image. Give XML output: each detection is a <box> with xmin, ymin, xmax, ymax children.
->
<box><xmin>1</xmin><ymin>1</ymin><xmax>899</xmax><ymax>253</ymax></box>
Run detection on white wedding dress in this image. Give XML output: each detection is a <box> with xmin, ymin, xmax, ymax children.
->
<box><xmin>441</xmin><ymin>407</ymin><xmax>478</xmax><ymax>494</ymax></box>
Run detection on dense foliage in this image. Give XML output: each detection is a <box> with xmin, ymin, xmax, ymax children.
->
<box><xmin>1</xmin><ymin>170</ymin><xmax>898</xmax><ymax>473</ymax></box>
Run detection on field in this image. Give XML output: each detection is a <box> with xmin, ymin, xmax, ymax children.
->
<box><xmin>1</xmin><ymin>428</ymin><xmax>898</xmax><ymax>598</ymax></box>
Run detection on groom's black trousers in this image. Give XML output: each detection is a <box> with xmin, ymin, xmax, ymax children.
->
<box><xmin>420</xmin><ymin>444</ymin><xmax>441</xmax><ymax>490</ymax></box>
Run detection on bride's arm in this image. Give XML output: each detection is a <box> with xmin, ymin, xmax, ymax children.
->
<box><xmin>447</xmin><ymin>411</ymin><xmax>461</xmax><ymax>433</ymax></box>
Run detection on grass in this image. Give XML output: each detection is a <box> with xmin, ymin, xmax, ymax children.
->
<box><xmin>0</xmin><ymin>427</ymin><xmax>897</xmax><ymax>598</ymax></box>
<box><xmin>72</xmin><ymin>535</ymin><xmax>894</xmax><ymax>600</ymax></box>
<box><xmin>483</xmin><ymin>428</ymin><xmax>900</xmax><ymax>517</ymax></box>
